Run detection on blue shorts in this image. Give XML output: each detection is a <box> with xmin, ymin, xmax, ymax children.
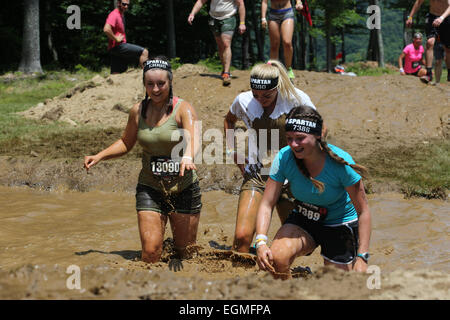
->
<box><xmin>268</xmin><ymin>7</ymin><xmax>295</xmax><ymax>24</ymax></box>
<box><xmin>108</xmin><ymin>43</ymin><xmax>144</xmax><ymax>73</ymax></box>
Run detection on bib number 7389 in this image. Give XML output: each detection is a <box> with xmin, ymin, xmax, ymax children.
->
<box><xmin>294</xmin><ymin>200</ymin><xmax>327</xmax><ymax>222</ymax></box>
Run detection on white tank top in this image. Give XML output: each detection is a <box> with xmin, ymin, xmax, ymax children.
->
<box><xmin>209</xmin><ymin>0</ymin><xmax>237</xmax><ymax>20</ymax></box>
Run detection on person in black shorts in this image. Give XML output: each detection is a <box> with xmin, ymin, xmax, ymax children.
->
<box><xmin>406</xmin><ymin>0</ymin><xmax>450</xmax><ymax>83</ymax></box>
<box><xmin>255</xmin><ymin>106</ymin><xmax>372</xmax><ymax>278</ymax></box>
<box><xmin>104</xmin><ymin>0</ymin><xmax>149</xmax><ymax>74</ymax></box>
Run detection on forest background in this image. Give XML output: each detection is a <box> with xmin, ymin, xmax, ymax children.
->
<box><xmin>0</xmin><ymin>0</ymin><xmax>434</xmax><ymax>73</ymax></box>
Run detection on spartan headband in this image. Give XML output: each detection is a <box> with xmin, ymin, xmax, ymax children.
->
<box><xmin>143</xmin><ymin>59</ymin><xmax>172</xmax><ymax>73</ymax></box>
<box><xmin>285</xmin><ymin>118</ymin><xmax>322</xmax><ymax>135</ymax></box>
<box><xmin>250</xmin><ymin>76</ymin><xmax>278</xmax><ymax>90</ymax></box>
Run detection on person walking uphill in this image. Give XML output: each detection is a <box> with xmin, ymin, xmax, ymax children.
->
<box><xmin>256</xmin><ymin>105</ymin><xmax>372</xmax><ymax>278</ymax></box>
<box><xmin>84</xmin><ymin>56</ymin><xmax>202</xmax><ymax>263</ymax></box>
<box><xmin>406</xmin><ymin>0</ymin><xmax>450</xmax><ymax>83</ymax></box>
<box><xmin>261</xmin><ymin>0</ymin><xmax>304</xmax><ymax>82</ymax></box>
<box><xmin>188</xmin><ymin>0</ymin><xmax>246</xmax><ymax>86</ymax></box>
<box><xmin>104</xmin><ymin>0</ymin><xmax>149</xmax><ymax>74</ymax></box>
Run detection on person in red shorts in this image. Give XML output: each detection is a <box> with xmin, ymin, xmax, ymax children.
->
<box><xmin>104</xmin><ymin>0</ymin><xmax>149</xmax><ymax>74</ymax></box>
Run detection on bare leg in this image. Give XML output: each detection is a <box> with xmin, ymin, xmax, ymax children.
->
<box><xmin>270</xmin><ymin>224</ymin><xmax>316</xmax><ymax>280</ymax></box>
<box><xmin>434</xmin><ymin>59</ymin><xmax>442</xmax><ymax>82</ymax></box>
<box><xmin>425</xmin><ymin>37</ymin><xmax>436</xmax><ymax>69</ymax></box>
<box><xmin>268</xmin><ymin>21</ymin><xmax>281</xmax><ymax>60</ymax></box>
<box><xmin>169</xmin><ymin>212</ymin><xmax>201</xmax><ymax>258</ymax></box>
<box><xmin>232</xmin><ymin>189</ymin><xmax>263</xmax><ymax>253</ymax></box>
<box><xmin>280</xmin><ymin>19</ymin><xmax>295</xmax><ymax>69</ymax></box>
<box><xmin>137</xmin><ymin>211</ymin><xmax>168</xmax><ymax>263</ymax></box>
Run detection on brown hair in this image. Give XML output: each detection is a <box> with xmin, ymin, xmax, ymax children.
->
<box><xmin>286</xmin><ymin>105</ymin><xmax>369</xmax><ymax>192</ymax></box>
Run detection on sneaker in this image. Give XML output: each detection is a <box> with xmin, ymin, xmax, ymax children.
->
<box><xmin>420</xmin><ymin>74</ymin><xmax>432</xmax><ymax>84</ymax></box>
<box><xmin>222</xmin><ymin>72</ymin><xmax>231</xmax><ymax>86</ymax></box>
<box><xmin>287</xmin><ymin>68</ymin><xmax>295</xmax><ymax>83</ymax></box>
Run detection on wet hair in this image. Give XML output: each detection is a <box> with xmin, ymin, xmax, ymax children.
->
<box><xmin>250</xmin><ymin>59</ymin><xmax>303</xmax><ymax>104</ymax></box>
<box><xmin>286</xmin><ymin>105</ymin><xmax>369</xmax><ymax>192</ymax></box>
<box><xmin>141</xmin><ymin>55</ymin><xmax>173</xmax><ymax>119</ymax></box>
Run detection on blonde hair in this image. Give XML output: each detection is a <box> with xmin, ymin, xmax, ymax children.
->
<box><xmin>250</xmin><ymin>59</ymin><xmax>302</xmax><ymax>103</ymax></box>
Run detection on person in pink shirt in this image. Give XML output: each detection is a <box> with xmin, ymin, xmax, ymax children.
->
<box><xmin>104</xmin><ymin>0</ymin><xmax>148</xmax><ymax>74</ymax></box>
<box><xmin>398</xmin><ymin>33</ymin><xmax>427</xmax><ymax>77</ymax></box>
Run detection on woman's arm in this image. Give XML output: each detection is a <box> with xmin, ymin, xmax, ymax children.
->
<box><xmin>346</xmin><ymin>179</ymin><xmax>372</xmax><ymax>272</ymax></box>
<box><xmin>398</xmin><ymin>52</ymin><xmax>406</xmax><ymax>74</ymax></box>
<box><xmin>177</xmin><ymin>101</ymin><xmax>199</xmax><ymax>176</ymax></box>
<box><xmin>235</xmin><ymin>0</ymin><xmax>246</xmax><ymax>34</ymax></box>
<box><xmin>188</xmin><ymin>0</ymin><xmax>209</xmax><ymax>24</ymax></box>
<box><xmin>224</xmin><ymin>111</ymin><xmax>246</xmax><ymax>174</ymax></box>
<box><xmin>84</xmin><ymin>103</ymin><xmax>139</xmax><ymax>171</ymax></box>
<box><xmin>255</xmin><ymin>178</ymin><xmax>283</xmax><ymax>271</ymax></box>
<box><xmin>261</xmin><ymin>0</ymin><xmax>268</xmax><ymax>29</ymax></box>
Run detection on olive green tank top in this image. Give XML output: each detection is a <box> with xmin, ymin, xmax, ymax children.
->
<box><xmin>137</xmin><ymin>97</ymin><xmax>197</xmax><ymax>193</ymax></box>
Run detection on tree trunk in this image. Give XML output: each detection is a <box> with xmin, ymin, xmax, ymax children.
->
<box><xmin>299</xmin><ymin>16</ymin><xmax>307</xmax><ymax>70</ymax></box>
<box><xmin>250</xmin><ymin>0</ymin><xmax>264</xmax><ymax>61</ymax></box>
<box><xmin>242</xmin><ymin>28</ymin><xmax>250</xmax><ymax>69</ymax></box>
<box><xmin>19</xmin><ymin>0</ymin><xmax>43</xmax><ymax>73</ymax></box>
<box><xmin>341</xmin><ymin>27</ymin><xmax>345</xmax><ymax>64</ymax></box>
<box><xmin>166</xmin><ymin>0</ymin><xmax>176</xmax><ymax>59</ymax></box>
<box><xmin>366</xmin><ymin>0</ymin><xmax>384</xmax><ymax>67</ymax></box>
<box><xmin>45</xmin><ymin>0</ymin><xmax>58</xmax><ymax>63</ymax></box>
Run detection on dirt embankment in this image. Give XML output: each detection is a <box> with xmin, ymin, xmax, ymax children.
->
<box><xmin>4</xmin><ymin>65</ymin><xmax>448</xmax><ymax>194</ymax></box>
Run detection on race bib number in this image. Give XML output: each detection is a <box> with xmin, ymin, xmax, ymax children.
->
<box><xmin>412</xmin><ymin>61</ymin><xmax>420</xmax><ymax>69</ymax></box>
<box><xmin>294</xmin><ymin>200</ymin><xmax>328</xmax><ymax>222</ymax></box>
<box><xmin>150</xmin><ymin>156</ymin><xmax>180</xmax><ymax>177</ymax></box>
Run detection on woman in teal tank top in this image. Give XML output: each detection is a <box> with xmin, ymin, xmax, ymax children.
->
<box><xmin>84</xmin><ymin>56</ymin><xmax>202</xmax><ymax>263</ymax></box>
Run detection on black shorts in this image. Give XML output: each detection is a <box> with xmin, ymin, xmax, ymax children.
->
<box><xmin>406</xmin><ymin>65</ymin><xmax>423</xmax><ymax>76</ymax></box>
<box><xmin>109</xmin><ymin>43</ymin><xmax>144</xmax><ymax>73</ymax></box>
<box><xmin>135</xmin><ymin>181</ymin><xmax>202</xmax><ymax>216</ymax></box>
<box><xmin>284</xmin><ymin>211</ymin><xmax>359</xmax><ymax>265</ymax></box>
<box><xmin>438</xmin><ymin>16</ymin><xmax>450</xmax><ymax>48</ymax></box>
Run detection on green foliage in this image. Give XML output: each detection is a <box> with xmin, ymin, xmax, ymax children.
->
<box><xmin>344</xmin><ymin>62</ymin><xmax>397</xmax><ymax>76</ymax></box>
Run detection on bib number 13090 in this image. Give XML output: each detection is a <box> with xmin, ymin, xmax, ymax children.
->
<box><xmin>150</xmin><ymin>156</ymin><xmax>180</xmax><ymax>176</ymax></box>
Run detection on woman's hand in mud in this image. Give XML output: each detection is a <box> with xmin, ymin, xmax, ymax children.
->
<box><xmin>84</xmin><ymin>155</ymin><xmax>101</xmax><ymax>172</ymax></box>
<box><xmin>179</xmin><ymin>156</ymin><xmax>196</xmax><ymax>177</ymax></box>
<box><xmin>256</xmin><ymin>244</ymin><xmax>275</xmax><ymax>273</ymax></box>
<box><xmin>353</xmin><ymin>257</ymin><xmax>368</xmax><ymax>272</ymax></box>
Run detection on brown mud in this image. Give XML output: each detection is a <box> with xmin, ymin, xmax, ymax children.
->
<box><xmin>0</xmin><ymin>66</ymin><xmax>449</xmax><ymax>299</ymax></box>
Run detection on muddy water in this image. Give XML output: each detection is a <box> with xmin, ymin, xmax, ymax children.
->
<box><xmin>1</xmin><ymin>186</ymin><xmax>448</xmax><ymax>274</ymax></box>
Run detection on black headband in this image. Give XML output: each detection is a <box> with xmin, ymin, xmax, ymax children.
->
<box><xmin>250</xmin><ymin>76</ymin><xmax>278</xmax><ymax>90</ymax></box>
<box><xmin>143</xmin><ymin>59</ymin><xmax>172</xmax><ymax>73</ymax></box>
<box><xmin>285</xmin><ymin>118</ymin><xmax>322</xmax><ymax>135</ymax></box>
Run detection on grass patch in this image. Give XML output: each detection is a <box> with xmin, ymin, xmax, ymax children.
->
<box><xmin>0</xmin><ymin>69</ymin><xmax>104</xmax><ymax>142</ymax></box>
<box><xmin>361</xmin><ymin>139</ymin><xmax>449</xmax><ymax>199</ymax></box>
<box><xmin>343</xmin><ymin>61</ymin><xmax>398</xmax><ymax>76</ymax></box>
<box><xmin>197</xmin><ymin>53</ymin><xmax>237</xmax><ymax>73</ymax></box>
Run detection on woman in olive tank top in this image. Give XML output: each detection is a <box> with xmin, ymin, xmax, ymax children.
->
<box><xmin>84</xmin><ymin>56</ymin><xmax>202</xmax><ymax>263</ymax></box>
